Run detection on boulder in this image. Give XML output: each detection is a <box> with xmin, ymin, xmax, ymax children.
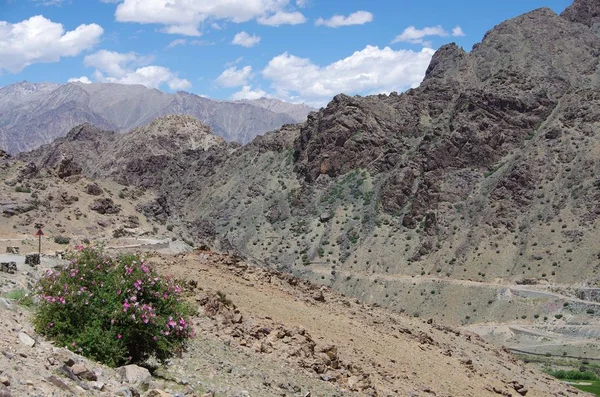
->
<box><xmin>0</xmin><ymin>262</ymin><xmax>16</xmax><ymax>274</ymax></box>
<box><xmin>57</xmin><ymin>155</ymin><xmax>82</xmax><ymax>179</ymax></box>
<box><xmin>17</xmin><ymin>332</ymin><xmax>35</xmax><ymax>347</ymax></box>
<box><xmin>117</xmin><ymin>365</ymin><xmax>152</xmax><ymax>391</ymax></box>
<box><xmin>90</xmin><ymin>198</ymin><xmax>121</xmax><ymax>215</ymax></box>
<box><xmin>71</xmin><ymin>363</ymin><xmax>97</xmax><ymax>381</ymax></box>
<box><xmin>25</xmin><ymin>254</ymin><xmax>39</xmax><ymax>266</ymax></box>
<box><xmin>85</xmin><ymin>183</ymin><xmax>103</xmax><ymax>196</ymax></box>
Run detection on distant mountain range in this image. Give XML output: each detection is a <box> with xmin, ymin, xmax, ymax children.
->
<box><xmin>0</xmin><ymin>81</ymin><xmax>315</xmax><ymax>153</ymax></box>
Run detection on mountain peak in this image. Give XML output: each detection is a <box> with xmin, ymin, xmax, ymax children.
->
<box><xmin>561</xmin><ymin>0</ymin><xmax>600</xmax><ymax>28</ymax></box>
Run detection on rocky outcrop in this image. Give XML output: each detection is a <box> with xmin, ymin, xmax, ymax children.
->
<box><xmin>89</xmin><ymin>198</ymin><xmax>121</xmax><ymax>215</ymax></box>
<box><xmin>561</xmin><ymin>0</ymin><xmax>600</xmax><ymax>28</ymax></box>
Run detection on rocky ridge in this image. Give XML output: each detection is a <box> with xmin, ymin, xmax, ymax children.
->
<box><xmin>0</xmin><ymin>82</ymin><xmax>314</xmax><ymax>154</ymax></box>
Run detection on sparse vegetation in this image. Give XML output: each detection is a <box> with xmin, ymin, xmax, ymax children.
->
<box><xmin>53</xmin><ymin>235</ymin><xmax>71</xmax><ymax>244</ymax></box>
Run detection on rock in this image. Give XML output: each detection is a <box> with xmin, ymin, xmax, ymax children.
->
<box><xmin>0</xmin><ymin>299</ymin><xmax>13</xmax><ymax>311</ymax></box>
<box><xmin>51</xmin><ymin>351</ymin><xmax>75</xmax><ymax>367</ymax></box>
<box><xmin>71</xmin><ymin>363</ymin><xmax>97</xmax><ymax>381</ymax></box>
<box><xmin>24</xmin><ymin>254</ymin><xmax>39</xmax><ymax>266</ymax></box>
<box><xmin>46</xmin><ymin>375</ymin><xmax>72</xmax><ymax>393</ymax></box>
<box><xmin>319</xmin><ymin>212</ymin><xmax>332</xmax><ymax>222</ymax></box>
<box><xmin>0</xmin><ymin>375</ymin><xmax>10</xmax><ymax>386</ymax></box>
<box><xmin>57</xmin><ymin>155</ymin><xmax>82</xmax><ymax>179</ymax></box>
<box><xmin>0</xmin><ymin>263</ymin><xmax>16</xmax><ymax>274</ymax></box>
<box><xmin>116</xmin><ymin>386</ymin><xmax>134</xmax><ymax>397</ymax></box>
<box><xmin>146</xmin><ymin>390</ymin><xmax>171</xmax><ymax>397</ymax></box>
<box><xmin>85</xmin><ymin>183</ymin><xmax>103</xmax><ymax>196</ymax></box>
<box><xmin>312</xmin><ymin>290</ymin><xmax>325</xmax><ymax>302</ymax></box>
<box><xmin>17</xmin><ymin>332</ymin><xmax>35</xmax><ymax>347</ymax></box>
<box><xmin>90</xmin><ymin>198</ymin><xmax>121</xmax><ymax>215</ymax></box>
<box><xmin>117</xmin><ymin>365</ymin><xmax>152</xmax><ymax>391</ymax></box>
<box><xmin>5</xmin><ymin>247</ymin><xmax>18</xmax><ymax>254</ymax></box>
<box><xmin>0</xmin><ymin>384</ymin><xmax>11</xmax><ymax>397</ymax></box>
<box><xmin>92</xmin><ymin>381</ymin><xmax>105</xmax><ymax>391</ymax></box>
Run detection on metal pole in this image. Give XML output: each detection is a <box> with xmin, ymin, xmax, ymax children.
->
<box><xmin>38</xmin><ymin>235</ymin><xmax>41</xmax><ymax>259</ymax></box>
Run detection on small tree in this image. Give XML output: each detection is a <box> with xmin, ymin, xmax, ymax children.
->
<box><xmin>34</xmin><ymin>246</ymin><xmax>194</xmax><ymax>367</ymax></box>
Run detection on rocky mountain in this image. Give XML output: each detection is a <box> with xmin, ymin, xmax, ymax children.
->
<box><xmin>14</xmin><ymin>0</ymin><xmax>600</xmax><ymax>363</ymax></box>
<box><xmin>0</xmin><ymin>81</ymin><xmax>313</xmax><ymax>154</ymax></box>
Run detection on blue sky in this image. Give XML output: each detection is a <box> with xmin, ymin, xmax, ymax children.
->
<box><xmin>0</xmin><ymin>0</ymin><xmax>573</xmax><ymax>106</ymax></box>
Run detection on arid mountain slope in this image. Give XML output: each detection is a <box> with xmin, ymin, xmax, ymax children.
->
<box><xmin>0</xmin><ymin>81</ymin><xmax>313</xmax><ymax>153</ymax></box>
<box><xmin>16</xmin><ymin>0</ymin><xmax>600</xmax><ymax>337</ymax></box>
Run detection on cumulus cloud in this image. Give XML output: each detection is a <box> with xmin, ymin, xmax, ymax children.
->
<box><xmin>262</xmin><ymin>45</ymin><xmax>435</xmax><ymax>106</ymax></box>
<box><xmin>231</xmin><ymin>85</ymin><xmax>267</xmax><ymax>100</ymax></box>
<box><xmin>215</xmin><ymin>65</ymin><xmax>253</xmax><ymax>87</ymax></box>
<box><xmin>257</xmin><ymin>11</ymin><xmax>306</xmax><ymax>26</ymax></box>
<box><xmin>392</xmin><ymin>25</ymin><xmax>448</xmax><ymax>46</ymax></box>
<box><xmin>0</xmin><ymin>15</ymin><xmax>103</xmax><ymax>73</ymax></box>
<box><xmin>84</xmin><ymin>50</ymin><xmax>191</xmax><ymax>90</ymax></box>
<box><xmin>392</xmin><ymin>25</ymin><xmax>466</xmax><ymax>46</ymax></box>
<box><xmin>315</xmin><ymin>11</ymin><xmax>373</xmax><ymax>28</ymax></box>
<box><xmin>115</xmin><ymin>0</ymin><xmax>306</xmax><ymax>36</ymax></box>
<box><xmin>68</xmin><ymin>76</ymin><xmax>92</xmax><ymax>84</ymax></box>
<box><xmin>232</xmin><ymin>31</ymin><xmax>261</xmax><ymax>47</ymax></box>
<box><xmin>452</xmin><ymin>26</ymin><xmax>465</xmax><ymax>37</ymax></box>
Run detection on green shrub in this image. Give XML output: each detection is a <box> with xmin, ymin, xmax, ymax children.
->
<box><xmin>33</xmin><ymin>247</ymin><xmax>194</xmax><ymax>367</ymax></box>
<box><xmin>2</xmin><ymin>288</ymin><xmax>35</xmax><ymax>308</ymax></box>
<box><xmin>15</xmin><ymin>186</ymin><xmax>32</xmax><ymax>193</ymax></box>
<box><xmin>53</xmin><ymin>236</ymin><xmax>71</xmax><ymax>245</ymax></box>
<box><xmin>548</xmin><ymin>369</ymin><xmax>598</xmax><ymax>381</ymax></box>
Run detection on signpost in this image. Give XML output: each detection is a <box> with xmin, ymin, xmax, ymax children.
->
<box><xmin>35</xmin><ymin>228</ymin><xmax>44</xmax><ymax>258</ymax></box>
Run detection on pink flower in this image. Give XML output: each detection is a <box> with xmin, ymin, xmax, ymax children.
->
<box><xmin>117</xmin><ymin>334</ymin><xmax>122</xmax><ymax>339</ymax></box>
<box><xmin>123</xmin><ymin>300</ymin><xmax>130</xmax><ymax>312</ymax></box>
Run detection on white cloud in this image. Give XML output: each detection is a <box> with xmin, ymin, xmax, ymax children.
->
<box><xmin>452</xmin><ymin>26</ymin><xmax>465</xmax><ymax>37</ymax></box>
<box><xmin>231</xmin><ymin>85</ymin><xmax>267</xmax><ymax>100</ymax></box>
<box><xmin>0</xmin><ymin>15</ymin><xmax>103</xmax><ymax>73</ymax></box>
<box><xmin>84</xmin><ymin>50</ymin><xmax>191</xmax><ymax>90</ymax></box>
<box><xmin>392</xmin><ymin>25</ymin><xmax>448</xmax><ymax>45</ymax></box>
<box><xmin>84</xmin><ymin>50</ymin><xmax>151</xmax><ymax>77</ymax></box>
<box><xmin>114</xmin><ymin>66</ymin><xmax>191</xmax><ymax>90</ymax></box>
<box><xmin>262</xmin><ymin>45</ymin><xmax>435</xmax><ymax>106</ymax></box>
<box><xmin>115</xmin><ymin>0</ymin><xmax>305</xmax><ymax>36</ymax></box>
<box><xmin>215</xmin><ymin>65</ymin><xmax>253</xmax><ymax>87</ymax></box>
<box><xmin>315</xmin><ymin>11</ymin><xmax>373</xmax><ymax>28</ymax></box>
<box><xmin>232</xmin><ymin>31</ymin><xmax>261</xmax><ymax>47</ymax></box>
<box><xmin>257</xmin><ymin>11</ymin><xmax>306</xmax><ymax>26</ymax></box>
<box><xmin>296</xmin><ymin>0</ymin><xmax>308</xmax><ymax>7</ymax></box>
<box><xmin>68</xmin><ymin>76</ymin><xmax>92</xmax><ymax>84</ymax></box>
<box><xmin>167</xmin><ymin>39</ymin><xmax>187</xmax><ymax>48</ymax></box>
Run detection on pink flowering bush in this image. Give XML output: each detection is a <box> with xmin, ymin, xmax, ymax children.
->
<box><xmin>33</xmin><ymin>247</ymin><xmax>194</xmax><ymax>367</ymax></box>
